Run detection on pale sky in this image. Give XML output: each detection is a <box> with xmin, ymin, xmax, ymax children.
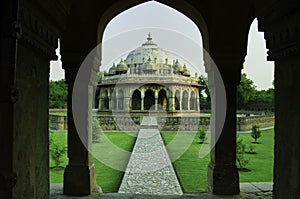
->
<box><xmin>50</xmin><ymin>1</ymin><xmax>274</xmax><ymax>90</ymax></box>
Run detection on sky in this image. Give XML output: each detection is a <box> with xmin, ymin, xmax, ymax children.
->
<box><xmin>50</xmin><ymin>1</ymin><xmax>274</xmax><ymax>90</ymax></box>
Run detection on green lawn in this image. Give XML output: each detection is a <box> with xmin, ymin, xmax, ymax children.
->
<box><xmin>161</xmin><ymin>128</ymin><xmax>274</xmax><ymax>193</ymax></box>
<box><xmin>49</xmin><ymin>131</ymin><xmax>136</xmax><ymax>192</ymax></box>
<box><xmin>50</xmin><ymin>129</ymin><xmax>274</xmax><ymax>193</ymax></box>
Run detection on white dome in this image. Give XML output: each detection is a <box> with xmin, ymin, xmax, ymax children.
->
<box><xmin>125</xmin><ymin>33</ymin><xmax>174</xmax><ymax>65</ymax></box>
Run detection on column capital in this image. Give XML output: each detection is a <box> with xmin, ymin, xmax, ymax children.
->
<box><xmin>257</xmin><ymin>4</ymin><xmax>300</xmax><ymax>61</ymax></box>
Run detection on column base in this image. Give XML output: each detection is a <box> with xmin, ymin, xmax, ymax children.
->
<box><xmin>207</xmin><ymin>162</ymin><xmax>240</xmax><ymax>195</ymax></box>
<box><xmin>63</xmin><ymin>164</ymin><xmax>96</xmax><ymax>196</ymax></box>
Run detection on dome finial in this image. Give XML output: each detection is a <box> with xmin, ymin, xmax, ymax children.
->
<box><xmin>147</xmin><ymin>32</ymin><xmax>152</xmax><ymax>41</ymax></box>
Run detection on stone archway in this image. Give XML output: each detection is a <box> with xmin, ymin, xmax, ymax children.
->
<box><xmin>158</xmin><ymin>89</ymin><xmax>167</xmax><ymax>111</ymax></box>
<box><xmin>132</xmin><ymin>90</ymin><xmax>141</xmax><ymax>110</ymax></box>
<box><xmin>103</xmin><ymin>90</ymin><xmax>109</xmax><ymax>110</ymax></box>
<box><xmin>144</xmin><ymin>89</ymin><xmax>155</xmax><ymax>110</ymax></box>
<box><xmin>182</xmin><ymin>90</ymin><xmax>189</xmax><ymax>110</ymax></box>
<box><xmin>175</xmin><ymin>90</ymin><xmax>181</xmax><ymax>110</ymax></box>
<box><xmin>190</xmin><ymin>91</ymin><xmax>197</xmax><ymax>111</ymax></box>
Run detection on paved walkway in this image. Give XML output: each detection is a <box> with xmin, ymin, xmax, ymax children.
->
<box><xmin>118</xmin><ymin>116</ymin><xmax>183</xmax><ymax>195</ymax></box>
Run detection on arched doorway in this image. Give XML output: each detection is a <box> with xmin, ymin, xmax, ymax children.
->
<box><xmin>175</xmin><ymin>90</ymin><xmax>181</xmax><ymax>110</ymax></box>
<box><xmin>158</xmin><ymin>89</ymin><xmax>167</xmax><ymax>111</ymax></box>
<box><xmin>132</xmin><ymin>90</ymin><xmax>141</xmax><ymax>110</ymax></box>
<box><xmin>182</xmin><ymin>90</ymin><xmax>189</xmax><ymax>110</ymax></box>
<box><xmin>190</xmin><ymin>91</ymin><xmax>197</xmax><ymax>110</ymax></box>
<box><xmin>103</xmin><ymin>90</ymin><xmax>109</xmax><ymax>110</ymax></box>
<box><xmin>144</xmin><ymin>89</ymin><xmax>155</xmax><ymax>110</ymax></box>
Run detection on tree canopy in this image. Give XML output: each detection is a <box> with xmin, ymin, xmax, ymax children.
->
<box><xmin>49</xmin><ymin>79</ymin><xmax>67</xmax><ymax>108</ymax></box>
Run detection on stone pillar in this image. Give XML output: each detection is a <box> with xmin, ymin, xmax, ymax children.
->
<box><xmin>197</xmin><ymin>96</ymin><xmax>200</xmax><ymax>112</ymax></box>
<box><xmin>206</xmin><ymin>57</ymin><xmax>241</xmax><ymax>195</ymax></box>
<box><xmin>98</xmin><ymin>90</ymin><xmax>102</xmax><ymax>111</ymax></box>
<box><xmin>179</xmin><ymin>89</ymin><xmax>182</xmax><ymax>110</ymax></box>
<box><xmin>155</xmin><ymin>90</ymin><xmax>158</xmax><ymax>111</ymax></box>
<box><xmin>116</xmin><ymin>90</ymin><xmax>119</xmax><ymax>110</ymax></box>
<box><xmin>258</xmin><ymin>6</ymin><xmax>300</xmax><ymax>198</ymax></box>
<box><xmin>63</xmin><ymin>66</ymin><xmax>96</xmax><ymax>196</ymax></box>
<box><xmin>141</xmin><ymin>90</ymin><xmax>145</xmax><ymax>111</ymax></box>
<box><xmin>168</xmin><ymin>90</ymin><xmax>175</xmax><ymax>111</ymax></box>
<box><xmin>187</xmin><ymin>91</ymin><xmax>190</xmax><ymax>111</ymax></box>
<box><xmin>0</xmin><ymin>1</ymin><xmax>63</xmax><ymax>198</ymax></box>
<box><xmin>124</xmin><ymin>96</ymin><xmax>131</xmax><ymax>112</ymax></box>
<box><xmin>108</xmin><ymin>92</ymin><xmax>112</xmax><ymax>110</ymax></box>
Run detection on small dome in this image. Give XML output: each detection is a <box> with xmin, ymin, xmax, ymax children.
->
<box><xmin>183</xmin><ymin>64</ymin><xmax>191</xmax><ymax>76</ymax></box>
<box><xmin>108</xmin><ymin>63</ymin><xmax>116</xmax><ymax>75</ymax></box>
<box><xmin>173</xmin><ymin>59</ymin><xmax>184</xmax><ymax>72</ymax></box>
<box><xmin>116</xmin><ymin>59</ymin><xmax>128</xmax><ymax>72</ymax></box>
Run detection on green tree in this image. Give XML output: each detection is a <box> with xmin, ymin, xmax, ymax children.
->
<box><xmin>237</xmin><ymin>73</ymin><xmax>256</xmax><ymax>107</ymax></box>
<box><xmin>198</xmin><ymin>75</ymin><xmax>210</xmax><ymax>105</ymax></box>
<box><xmin>251</xmin><ymin>124</ymin><xmax>262</xmax><ymax>143</ymax></box>
<box><xmin>198</xmin><ymin>129</ymin><xmax>208</xmax><ymax>144</ymax></box>
<box><xmin>49</xmin><ymin>79</ymin><xmax>67</xmax><ymax>108</ymax></box>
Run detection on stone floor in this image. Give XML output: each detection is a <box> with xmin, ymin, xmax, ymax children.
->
<box><xmin>50</xmin><ymin>183</ymin><xmax>273</xmax><ymax>199</ymax></box>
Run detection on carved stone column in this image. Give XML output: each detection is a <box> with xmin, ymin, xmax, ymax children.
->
<box><xmin>108</xmin><ymin>91</ymin><xmax>112</xmax><ymax>110</ymax></box>
<box><xmin>155</xmin><ymin>90</ymin><xmax>158</xmax><ymax>111</ymax></box>
<box><xmin>168</xmin><ymin>90</ymin><xmax>175</xmax><ymax>111</ymax></box>
<box><xmin>206</xmin><ymin>56</ymin><xmax>241</xmax><ymax>195</ymax></box>
<box><xmin>258</xmin><ymin>4</ymin><xmax>300</xmax><ymax>198</ymax></box>
<box><xmin>63</xmin><ymin>65</ymin><xmax>96</xmax><ymax>196</ymax></box>
<box><xmin>0</xmin><ymin>1</ymin><xmax>65</xmax><ymax>198</ymax></box>
<box><xmin>187</xmin><ymin>91</ymin><xmax>190</xmax><ymax>111</ymax></box>
<box><xmin>141</xmin><ymin>89</ymin><xmax>145</xmax><ymax>111</ymax></box>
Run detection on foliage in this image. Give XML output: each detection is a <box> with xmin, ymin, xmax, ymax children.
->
<box><xmin>236</xmin><ymin>136</ymin><xmax>250</xmax><ymax>170</ymax></box>
<box><xmin>50</xmin><ymin>142</ymin><xmax>67</xmax><ymax>168</ymax></box>
<box><xmin>198</xmin><ymin>75</ymin><xmax>210</xmax><ymax>105</ymax></box>
<box><xmin>237</xmin><ymin>73</ymin><xmax>274</xmax><ymax>109</ymax></box>
<box><xmin>246</xmin><ymin>144</ymin><xmax>256</xmax><ymax>154</ymax></box>
<box><xmin>237</xmin><ymin>73</ymin><xmax>257</xmax><ymax>107</ymax></box>
<box><xmin>198</xmin><ymin>129</ymin><xmax>208</xmax><ymax>144</ymax></box>
<box><xmin>92</xmin><ymin>119</ymin><xmax>101</xmax><ymax>143</ymax></box>
<box><xmin>49</xmin><ymin>79</ymin><xmax>67</xmax><ymax>108</ymax></box>
<box><xmin>251</xmin><ymin>124</ymin><xmax>262</xmax><ymax>143</ymax></box>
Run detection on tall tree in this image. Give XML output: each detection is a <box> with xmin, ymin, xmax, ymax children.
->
<box><xmin>49</xmin><ymin>80</ymin><xmax>67</xmax><ymax>108</ymax></box>
<box><xmin>237</xmin><ymin>73</ymin><xmax>256</xmax><ymax>107</ymax></box>
<box><xmin>198</xmin><ymin>75</ymin><xmax>210</xmax><ymax>103</ymax></box>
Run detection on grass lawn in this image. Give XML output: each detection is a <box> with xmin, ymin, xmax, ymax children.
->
<box><xmin>50</xmin><ymin>129</ymin><xmax>274</xmax><ymax>193</ymax></box>
<box><xmin>161</xmin><ymin>128</ymin><xmax>274</xmax><ymax>193</ymax></box>
<box><xmin>49</xmin><ymin>131</ymin><xmax>136</xmax><ymax>192</ymax></box>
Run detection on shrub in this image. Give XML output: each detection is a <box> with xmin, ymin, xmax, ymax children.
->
<box><xmin>251</xmin><ymin>124</ymin><xmax>261</xmax><ymax>143</ymax></box>
<box><xmin>236</xmin><ymin>136</ymin><xmax>250</xmax><ymax>170</ymax></box>
<box><xmin>246</xmin><ymin>144</ymin><xmax>256</xmax><ymax>154</ymax></box>
<box><xmin>198</xmin><ymin>129</ymin><xmax>208</xmax><ymax>144</ymax></box>
<box><xmin>50</xmin><ymin>143</ymin><xmax>66</xmax><ymax>169</ymax></box>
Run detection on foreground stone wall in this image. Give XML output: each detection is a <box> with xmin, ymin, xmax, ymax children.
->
<box><xmin>49</xmin><ymin>112</ymin><xmax>274</xmax><ymax>132</ymax></box>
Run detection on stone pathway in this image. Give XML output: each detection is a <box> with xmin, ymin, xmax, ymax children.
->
<box><xmin>118</xmin><ymin>116</ymin><xmax>183</xmax><ymax>195</ymax></box>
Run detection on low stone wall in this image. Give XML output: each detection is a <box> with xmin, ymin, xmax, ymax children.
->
<box><xmin>49</xmin><ymin>114</ymin><xmax>67</xmax><ymax>131</ymax></box>
<box><xmin>237</xmin><ymin>115</ymin><xmax>275</xmax><ymax>131</ymax></box>
<box><xmin>49</xmin><ymin>113</ymin><xmax>274</xmax><ymax>132</ymax></box>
